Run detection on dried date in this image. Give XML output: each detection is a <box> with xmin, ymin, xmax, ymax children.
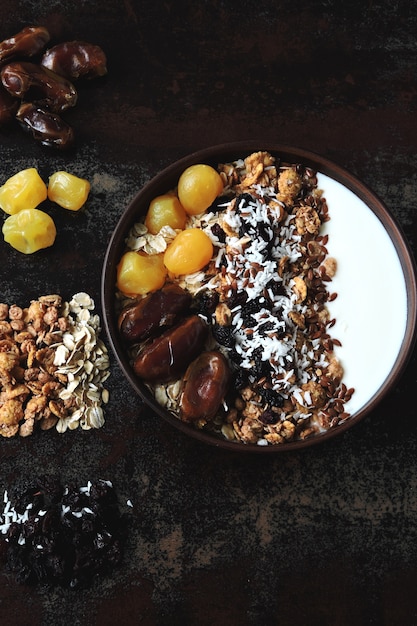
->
<box><xmin>119</xmin><ymin>284</ymin><xmax>192</xmax><ymax>344</ymax></box>
<box><xmin>133</xmin><ymin>315</ymin><xmax>208</xmax><ymax>383</ymax></box>
<box><xmin>41</xmin><ymin>41</ymin><xmax>107</xmax><ymax>80</ymax></box>
<box><xmin>180</xmin><ymin>351</ymin><xmax>230</xmax><ymax>423</ymax></box>
<box><xmin>0</xmin><ymin>26</ymin><xmax>50</xmax><ymax>64</ymax></box>
<box><xmin>1</xmin><ymin>61</ymin><xmax>77</xmax><ymax>112</ymax></box>
<box><xmin>16</xmin><ymin>102</ymin><xmax>74</xmax><ymax>149</ymax></box>
<box><xmin>0</xmin><ymin>83</ymin><xmax>18</xmax><ymax>125</ymax></box>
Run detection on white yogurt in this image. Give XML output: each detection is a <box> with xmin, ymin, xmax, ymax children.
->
<box><xmin>317</xmin><ymin>173</ymin><xmax>408</xmax><ymax>415</ymax></box>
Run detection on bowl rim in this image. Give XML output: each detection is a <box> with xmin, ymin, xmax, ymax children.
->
<box><xmin>101</xmin><ymin>140</ymin><xmax>417</xmax><ymax>452</ymax></box>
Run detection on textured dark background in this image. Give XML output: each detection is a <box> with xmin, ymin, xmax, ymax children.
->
<box><xmin>1</xmin><ymin>1</ymin><xmax>417</xmax><ymax>624</ymax></box>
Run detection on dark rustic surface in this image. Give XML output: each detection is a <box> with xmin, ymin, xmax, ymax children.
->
<box><xmin>1</xmin><ymin>2</ymin><xmax>417</xmax><ymax>625</ymax></box>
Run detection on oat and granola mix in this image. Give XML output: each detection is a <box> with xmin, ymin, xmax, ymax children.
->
<box><xmin>0</xmin><ymin>292</ymin><xmax>110</xmax><ymax>438</ymax></box>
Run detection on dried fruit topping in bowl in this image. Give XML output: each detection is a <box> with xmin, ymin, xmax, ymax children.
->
<box><xmin>116</xmin><ymin>151</ymin><xmax>354</xmax><ymax>446</ymax></box>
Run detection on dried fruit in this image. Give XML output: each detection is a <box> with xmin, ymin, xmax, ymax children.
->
<box><xmin>116</xmin><ymin>250</ymin><xmax>167</xmax><ymax>296</ymax></box>
<box><xmin>41</xmin><ymin>41</ymin><xmax>107</xmax><ymax>80</ymax></box>
<box><xmin>118</xmin><ymin>283</ymin><xmax>192</xmax><ymax>343</ymax></box>
<box><xmin>0</xmin><ymin>167</ymin><xmax>47</xmax><ymax>215</ymax></box>
<box><xmin>1</xmin><ymin>61</ymin><xmax>77</xmax><ymax>112</ymax></box>
<box><xmin>180</xmin><ymin>351</ymin><xmax>230</xmax><ymax>423</ymax></box>
<box><xmin>0</xmin><ymin>26</ymin><xmax>50</xmax><ymax>64</ymax></box>
<box><xmin>0</xmin><ymin>83</ymin><xmax>18</xmax><ymax>125</ymax></box>
<box><xmin>2</xmin><ymin>208</ymin><xmax>56</xmax><ymax>254</ymax></box>
<box><xmin>0</xmin><ymin>478</ymin><xmax>127</xmax><ymax>588</ymax></box>
<box><xmin>144</xmin><ymin>193</ymin><xmax>186</xmax><ymax>234</ymax></box>
<box><xmin>16</xmin><ymin>102</ymin><xmax>74</xmax><ymax>149</ymax></box>
<box><xmin>48</xmin><ymin>171</ymin><xmax>90</xmax><ymax>211</ymax></box>
<box><xmin>133</xmin><ymin>315</ymin><xmax>208</xmax><ymax>383</ymax></box>
<box><xmin>163</xmin><ymin>228</ymin><xmax>213</xmax><ymax>275</ymax></box>
<box><xmin>177</xmin><ymin>163</ymin><xmax>224</xmax><ymax>215</ymax></box>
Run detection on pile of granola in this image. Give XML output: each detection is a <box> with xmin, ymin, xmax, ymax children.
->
<box><xmin>0</xmin><ymin>292</ymin><xmax>110</xmax><ymax>438</ymax></box>
<box><xmin>121</xmin><ymin>151</ymin><xmax>354</xmax><ymax>445</ymax></box>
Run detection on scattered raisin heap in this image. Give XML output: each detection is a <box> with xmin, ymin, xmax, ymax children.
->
<box><xmin>0</xmin><ymin>477</ymin><xmax>127</xmax><ymax>588</ymax></box>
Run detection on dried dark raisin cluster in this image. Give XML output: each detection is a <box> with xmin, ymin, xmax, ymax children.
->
<box><xmin>2</xmin><ymin>476</ymin><xmax>127</xmax><ymax>588</ymax></box>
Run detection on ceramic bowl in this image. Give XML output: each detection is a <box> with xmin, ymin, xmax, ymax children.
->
<box><xmin>101</xmin><ymin>141</ymin><xmax>417</xmax><ymax>452</ymax></box>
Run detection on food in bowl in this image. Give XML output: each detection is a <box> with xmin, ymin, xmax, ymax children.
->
<box><xmin>115</xmin><ymin>150</ymin><xmax>358</xmax><ymax>446</ymax></box>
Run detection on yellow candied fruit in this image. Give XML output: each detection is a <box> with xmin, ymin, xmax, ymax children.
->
<box><xmin>117</xmin><ymin>250</ymin><xmax>167</xmax><ymax>296</ymax></box>
<box><xmin>145</xmin><ymin>193</ymin><xmax>187</xmax><ymax>235</ymax></box>
<box><xmin>163</xmin><ymin>228</ymin><xmax>213</xmax><ymax>275</ymax></box>
<box><xmin>2</xmin><ymin>208</ymin><xmax>56</xmax><ymax>254</ymax></box>
<box><xmin>48</xmin><ymin>171</ymin><xmax>90</xmax><ymax>211</ymax></box>
<box><xmin>177</xmin><ymin>163</ymin><xmax>223</xmax><ymax>215</ymax></box>
<box><xmin>0</xmin><ymin>168</ymin><xmax>47</xmax><ymax>215</ymax></box>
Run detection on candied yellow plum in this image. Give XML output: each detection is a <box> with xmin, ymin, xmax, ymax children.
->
<box><xmin>177</xmin><ymin>164</ymin><xmax>223</xmax><ymax>215</ymax></box>
<box><xmin>117</xmin><ymin>251</ymin><xmax>167</xmax><ymax>296</ymax></box>
<box><xmin>48</xmin><ymin>171</ymin><xmax>90</xmax><ymax>211</ymax></box>
<box><xmin>164</xmin><ymin>228</ymin><xmax>213</xmax><ymax>275</ymax></box>
<box><xmin>144</xmin><ymin>193</ymin><xmax>187</xmax><ymax>234</ymax></box>
<box><xmin>2</xmin><ymin>208</ymin><xmax>56</xmax><ymax>254</ymax></box>
<box><xmin>0</xmin><ymin>168</ymin><xmax>47</xmax><ymax>215</ymax></box>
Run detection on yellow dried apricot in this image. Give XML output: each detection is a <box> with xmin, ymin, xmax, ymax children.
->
<box><xmin>117</xmin><ymin>251</ymin><xmax>167</xmax><ymax>296</ymax></box>
<box><xmin>177</xmin><ymin>164</ymin><xmax>223</xmax><ymax>215</ymax></box>
<box><xmin>48</xmin><ymin>171</ymin><xmax>90</xmax><ymax>211</ymax></box>
<box><xmin>2</xmin><ymin>208</ymin><xmax>56</xmax><ymax>254</ymax></box>
<box><xmin>0</xmin><ymin>168</ymin><xmax>47</xmax><ymax>215</ymax></box>
<box><xmin>144</xmin><ymin>193</ymin><xmax>187</xmax><ymax>234</ymax></box>
<box><xmin>163</xmin><ymin>228</ymin><xmax>213</xmax><ymax>275</ymax></box>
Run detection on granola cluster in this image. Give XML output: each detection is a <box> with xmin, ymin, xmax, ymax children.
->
<box><xmin>122</xmin><ymin>151</ymin><xmax>354</xmax><ymax>445</ymax></box>
<box><xmin>0</xmin><ymin>292</ymin><xmax>110</xmax><ymax>438</ymax></box>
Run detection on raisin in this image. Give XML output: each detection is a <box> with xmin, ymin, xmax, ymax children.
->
<box><xmin>252</xmin><ymin>346</ymin><xmax>270</xmax><ymax>378</ymax></box>
<box><xmin>227</xmin><ymin>289</ymin><xmax>247</xmax><ymax>309</ymax></box>
<box><xmin>233</xmin><ymin>368</ymin><xmax>249</xmax><ymax>390</ymax></box>
<box><xmin>259</xmin><ymin>409</ymin><xmax>280</xmax><ymax>425</ymax></box>
<box><xmin>258</xmin><ymin>387</ymin><xmax>284</xmax><ymax>407</ymax></box>
<box><xmin>235</xmin><ymin>193</ymin><xmax>256</xmax><ymax>213</ymax></box>
<box><xmin>210</xmin><ymin>222</ymin><xmax>226</xmax><ymax>243</ymax></box>
<box><xmin>2</xmin><ymin>478</ymin><xmax>128</xmax><ymax>588</ymax></box>
<box><xmin>192</xmin><ymin>290</ymin><xmax>219</xmax><ymax>316</ymax></box>
<box><xmin>212</xmin><ymin>323</ymin><xmax>235</xmax><ymax>348</ymax></box>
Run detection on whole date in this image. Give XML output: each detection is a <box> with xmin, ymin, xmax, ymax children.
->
<box><xmin>133</xmin><ymin>315</ymin><xmax>208</xmax><ymax>384</ymax></box>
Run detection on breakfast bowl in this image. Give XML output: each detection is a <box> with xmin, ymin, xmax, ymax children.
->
<box><xmin>101</xmin><ymin>141</ymin><xmax>417</xmax><ymax>452</ymax></box>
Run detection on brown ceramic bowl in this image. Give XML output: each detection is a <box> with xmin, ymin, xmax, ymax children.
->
<box><xmin>101</xmin><ymin>141</ymin><xmax>417</xmax><ymax>452</ymax></box>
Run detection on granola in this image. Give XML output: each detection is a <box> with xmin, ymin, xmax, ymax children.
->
<box><xmin>120</xmin><ymin>151</ymin><xmax>354</xmax><ymax>445</ymax></box>
<box><xmin>0</xmin><ymin>292</ymin><xmax>110</xmax><ymax>438</ymax></box>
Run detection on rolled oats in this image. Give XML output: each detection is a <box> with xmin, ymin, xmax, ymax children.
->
<box><xmin>0</xmin><ymin>292</ymin><xmax>110</xmax><ymax>438</ymax></box>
